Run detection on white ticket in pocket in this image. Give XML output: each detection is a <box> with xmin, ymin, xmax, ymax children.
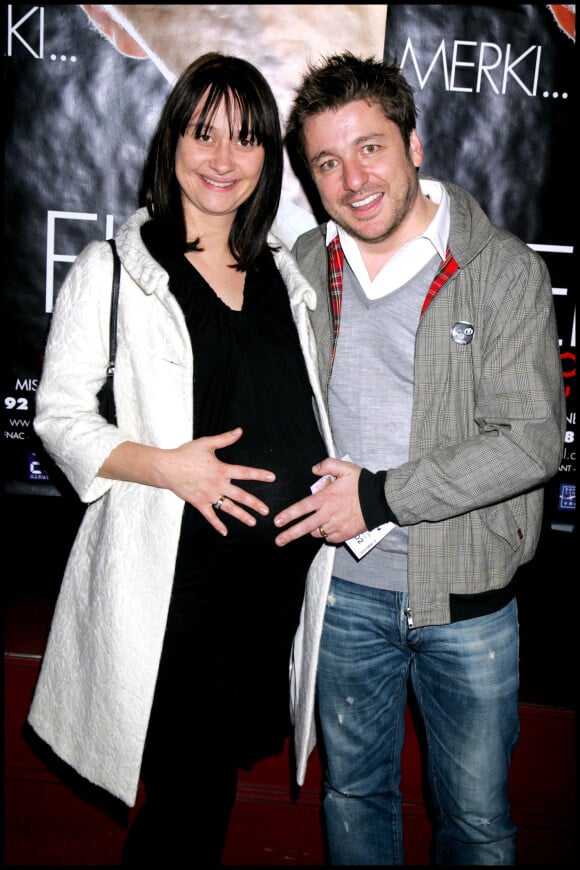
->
<box><xmin>310</xmin><ymin>456</ymin><xmax>394</xmax><ymax>560</ymax></box>
<box><xmin>344</xmin><ymin>522</ymin><xmax>394</xmax><ymax>559</ymax></box>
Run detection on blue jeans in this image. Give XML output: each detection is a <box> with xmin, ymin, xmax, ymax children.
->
<box><xmin>316</xmin><ymin>577</ymin><xmax>520</xmax><ymax>865</ymax></box>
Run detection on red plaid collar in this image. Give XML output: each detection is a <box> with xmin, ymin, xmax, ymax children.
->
<box><xmin>327</xmin><ymin>235</ymin><xmax>344</xmax><ymax>365</ymax></box>
<box><xmin>420</xmin><ymin>248</ymin><xmax>459</xmax><ymax>315</ymax></box>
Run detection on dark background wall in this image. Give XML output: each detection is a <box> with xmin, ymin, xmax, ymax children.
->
<box><xmin>3</xmin><ymin>5</ymin><xmax>576</xmax><ymax>709</ymax></box>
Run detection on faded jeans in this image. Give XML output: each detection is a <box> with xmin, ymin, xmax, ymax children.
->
<box><xmin>316</xmin><ymin>577</ymin><xmax>520</xmax><ymax>865</ymax></box>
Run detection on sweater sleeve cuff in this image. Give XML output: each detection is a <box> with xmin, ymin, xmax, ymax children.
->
<box><xmin>358</xmin><ymin>468</ymin><xmax>398</xmax><ymax>530</ymax></box>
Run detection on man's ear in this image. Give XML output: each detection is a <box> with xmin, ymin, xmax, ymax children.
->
<box><xmin>409</xmin><ymin>129</ymin><xmax>424</xmax><ymax>170</ymax></box>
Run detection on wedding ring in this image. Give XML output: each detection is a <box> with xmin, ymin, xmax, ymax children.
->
<box><xmin>213</xmin><ymin>496</ymin><xmax>226</xmax><ymax>511</ymax></box>
<box><xmin>319</xmin><ymin>526</ymin><xmax>328</xmax><ymax>538</ymax></box>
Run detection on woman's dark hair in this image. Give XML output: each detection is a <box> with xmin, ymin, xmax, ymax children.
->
<box><xmin>285</xmin><ymin>52</ymin><xmax>417</xmax><ymax>170</ymax></box>
<box><xmin>141</xmin><ymin>52</ymin><xmax>283</xmax><ymax>270</ymax></box>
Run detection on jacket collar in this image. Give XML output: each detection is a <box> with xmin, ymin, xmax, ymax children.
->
<box><xmin>270</xmin><ymin>234</ymin><xmax>318</xmax><ymax>312</ymax></box>
<box><xmin>115</xmin><ymin>208</ymin><xmax>171</xmax><ymax>297</ymax></box>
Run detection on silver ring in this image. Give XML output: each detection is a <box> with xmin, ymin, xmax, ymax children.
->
<box><xmin>213</xmin><ymin>496</ymin><xmax>226</xmax><ymax>511</ymax></box>
<box><xmin>319</xmin><ymin>526</ymin><xmax>328</xmax><ymax>538</ymax></box>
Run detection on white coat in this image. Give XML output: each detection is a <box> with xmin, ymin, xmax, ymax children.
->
<box><xmin>29</xmin><ymin>208</ymin><xmax>336</xmax><ymax>806</ymax></box>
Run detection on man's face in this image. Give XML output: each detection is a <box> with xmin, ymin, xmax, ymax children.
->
<box><xmin>304</xmin><ymin>99</ymin><xmax>424</xmax><ymax>248</ymax></box>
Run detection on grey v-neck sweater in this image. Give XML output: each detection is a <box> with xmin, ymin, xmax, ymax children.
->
<box><xmin>330</xmin><ymin>254</ymin><xmax>440</xmax><ymax>590</ymax></box>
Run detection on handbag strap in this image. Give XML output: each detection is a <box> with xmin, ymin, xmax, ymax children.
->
<box><xmin>107</xmin><ymin>238</ymin><xmax>120</xmax><ymax>376</ymax></box>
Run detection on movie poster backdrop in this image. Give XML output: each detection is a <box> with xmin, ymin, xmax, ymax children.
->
<box><xmin>3</xmin><ymin>5</ymin><xmax>576</xmax><ymax>703</ymax></box>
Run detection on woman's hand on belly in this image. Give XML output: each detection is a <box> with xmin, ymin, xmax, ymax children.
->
<box><xmin>156</xmin><ymin>427</ymin><xmax>276</xmax><ymax>536</ymax></box>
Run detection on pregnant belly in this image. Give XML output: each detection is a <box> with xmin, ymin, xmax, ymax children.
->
<box><xmin>173</xmin><ymin>443</ymin><xmax>326</xmax><ymax>598</ymax></box>
<box><xmin>181</xmin><ymin>430</ymin><xmax>325</xmax><ymax>547</ymax></box>
<box><xmin>221</xmin><ymin>454</ymin><xmax>321</xmax><ymax>544</ymax></box>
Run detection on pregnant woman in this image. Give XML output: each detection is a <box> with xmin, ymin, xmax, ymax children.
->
<box><xmin>28</xmin><ymin>53</ymin><xmax>334</xmax><ymax>867</ymax></box>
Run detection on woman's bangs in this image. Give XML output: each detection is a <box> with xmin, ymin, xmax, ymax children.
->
<box><xmin>190</xmin><ymin>83</ymin><xmax>264</xmax><ymax>145</ymax></box>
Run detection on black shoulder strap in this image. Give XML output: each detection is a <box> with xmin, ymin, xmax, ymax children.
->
<box><xmin>107</xmin><ymin>238</ymin><xmax>120</xmax><ymax>375</ymax></box>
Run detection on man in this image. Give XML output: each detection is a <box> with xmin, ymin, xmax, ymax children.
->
<box><xmin>273</xmin><ymin>53</ymin><xmax>565</xmax><ymax>865</ymax></box>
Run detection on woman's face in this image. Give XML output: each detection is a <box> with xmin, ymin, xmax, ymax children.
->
<box><xmin>175</xmin><ymin>93</ymin><xmax>265</xmax><ymax>227</ymax></box>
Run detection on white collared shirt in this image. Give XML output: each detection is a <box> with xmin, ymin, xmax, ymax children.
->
<box><xmin>325</xmin><ymin>179</ymin><xmax>450</xmax><ymax>299</ymax></box>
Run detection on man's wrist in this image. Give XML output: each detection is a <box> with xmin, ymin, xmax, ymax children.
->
<box><xmin>358</xmin><ymin>467</ymin><xmax>398</xmax><ymax>529</ymax></box>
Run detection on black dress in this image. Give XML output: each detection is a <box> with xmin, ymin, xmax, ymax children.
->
<box><xmin>124</xmin><ymin>224</ymin><xmax>327</xmax><ymax>865</ymax></box>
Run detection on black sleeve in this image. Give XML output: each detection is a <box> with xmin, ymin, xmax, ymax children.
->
<box><xmin>358</xmin><ymin>467</ymin><xmax>399</xmax><ymax>530</ymax></box>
